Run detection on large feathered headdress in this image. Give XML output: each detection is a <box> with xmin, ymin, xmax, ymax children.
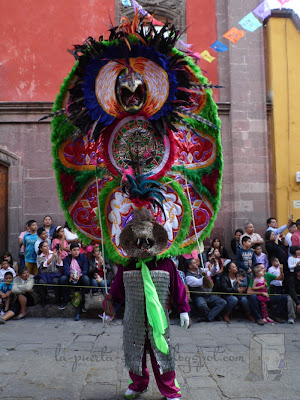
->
<box><xmin>48</xmin><ymin>12</ymin><xmax>223</xmax><ymax>264</ymax></box>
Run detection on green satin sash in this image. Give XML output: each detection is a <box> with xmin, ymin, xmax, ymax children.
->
<box><xmin>136</xmin><ymin>258</ymin><xmax>169</xmax><ymax>354</ymax></box>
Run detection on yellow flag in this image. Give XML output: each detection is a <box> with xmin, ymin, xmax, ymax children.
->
<box><xmin>200</xmin><ymin>50</ymin><xmax>216</xmax><ymax>63</ymax></box>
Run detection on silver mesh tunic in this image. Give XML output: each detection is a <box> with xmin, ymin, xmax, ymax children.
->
<box><xmin>123</xmin><ymin>269</ymin><xmax>175</xmax><ymax>376</ymax></box>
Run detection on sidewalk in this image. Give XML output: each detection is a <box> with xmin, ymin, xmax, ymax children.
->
<box><xmin>0</xmin><ymin>316</ymin><xmax>300</xmax><ymax>400</ymax></box>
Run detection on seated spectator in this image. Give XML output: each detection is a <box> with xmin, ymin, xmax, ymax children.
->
<box><xmin>0</xmin><ymin>267</ymin><xmax>36</xmax><ymax>323</ymax></box>
<box><xmin>34</xmin><ymin>227</ymin><xmax>51</xmax><ymax>254</ymax></box>
<box><xmin>287</xmin><ymin>246</ymin><xmax>300</xmax><ymax>273</ymax></box>
<box><xmin>265</xmin><ymin>230</ymin><xmax>288</xmax><ymax>273</ymax></box>
<box><xmin>291</xmin><ymin>219</ymin><xmax>300</xmax><ymax>247</ymax></box>
<box><xmin>43</xmin><ymin>215</ymin><xmax>57</xmax><ymax>241</ymax></box>
<box><xmin>247</xmin><ymin>263</ymin><xmax>286</xmax><ymax>325</ymax></box>
<box><xmin>219</xmin><ymin>261</ymin><xmax>253</xmax><ymax>323</ymax></box>
<box><xmin>207</xmin><ymin>238</ymin><xmax>229</xmax><ymax>260</ymax></box>
<box><xmin>64</xmin><ymin>221</ymin><xmax>80</xmax><ymax>245</ymax></box>
<box><xmin>88</xmin><ymin>245</ymin><xmax>110</xmax><ymax>294</ymax></box>
<box><xmin>23</xmin><ymin>220</ymin><xmax>38</xmax><ymax>276</ymax></box>
<box><xmin>52</xmin><ymin>226</ymin><xmax>70</xmax><ymax>260</ymax></box>
<box><xmin>253</xmin><ymin>244</ymin><xmax>268</xmax><ymax>270</ymax></box>
<box><xmin>240</xmin><ymin>222</ymin><xmax>264</xmax><ymax>247</ymax></box>
<box><xmin>266</xmin><ymin>216</ymin><xmax>293</xmax><ymax>237</ymax></box>
<box><xmin>18</xmin><ymin>222</ymin><xmax>29</xmax><ymax>266</ymax></box>
<box><xmin>236</xmin><ymin>236</ymin><xmax>256</xmax><ymax>275</ymax></box>
<box><xmin>230</xmin><ymin>229</ymin><xmax>243</xmax><ymax>255</ymax></box>
<box><xmin>285</xmin><ymin>222</ymin><xmax>297</xmax><ymax>249</ymax></box>
<box><xmin>36</xmin><ymin>241</ymin><xmax>63</xmax><ymax>306</ymax></box>
<box><xmin>59</xmin><ymin>243</ymin><xmax>90</xmax><ymax>320</ymax></box>
<box><xmin>186</xmin><ymin>258</ymin><xmax>226</xmax><ymax>322</ymax></box>
<box><xmin>268</xmin><ymin>257</ymin><xmax>284</xmax><ymax>294</ymax></box>
<box><xmin>0</xmin><ymin>271</ymin><xmax>13</xmax><ymax>316</ymax></box>
<box><xmin>0</xmin><ymin>259</ymin><xmax>16</xmax><ymax>282</ymax></box>
<box><xmin>2</xmin><ymin>251</ymin><xmax>18</xmax><ymax>274</ymax></box>
<box><xmin>287</xmin><ymin>265</ymin><xmax>300</xmax><ymax>324</ymax></box>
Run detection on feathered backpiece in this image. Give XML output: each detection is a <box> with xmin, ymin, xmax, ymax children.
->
<box><xmin>50</xmin><ymin>11</ymin><xmax>223</xmax><ymax>264</ymax></box>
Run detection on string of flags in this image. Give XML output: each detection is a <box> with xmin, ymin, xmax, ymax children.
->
<box><xmin>121</xmin><ymin>0</ymin><xmax>292</xmax><ymax>64</ymax></box>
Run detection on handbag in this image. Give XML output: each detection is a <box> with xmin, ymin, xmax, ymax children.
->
<box><xmin>84</xmin><ymin>290</ymin><xmax>104</xmax><ymax>310</ymax></box>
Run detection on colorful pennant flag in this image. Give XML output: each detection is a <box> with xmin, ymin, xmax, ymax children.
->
<box><xmin>178</xmin><ymin>40</ymin><xmax>193</xmax><ymax>49</ymax></box>
<box><xmin>277</xmin><ymin>0</ymin><xmax>291</xmax><ymax>6</ymax></box>
<box><xmin>200</xmin><ymin>50</ymin><xmax>215</xmax><ymax>63</ymax></box>
<box><xmin>211</xmin><ymin>40</ymin><xmax>228</xmax><ymax>52</ymax></box>
<box><xmin>252</xmin><ymin>0</ymin><xmax>271</xmax><ymax>20</ymax></box>
<box><xmin>239</xmin><ymin>12</ymin><xmax>262</xmax><ymax>32</ymax></box>
<box><xmin>131</xmin><ymin>0</ymin><xmax>164</xmax><ymax>25</ymax></box>
<box><xmin>223</xmin><ymin>27</ymin><xmax>245</xmax><ymax>44</ymax></box>
<box><xmin>121</xmin><ymin>0</ymin><xmax>131</xmax><ymax>6</ymax></box>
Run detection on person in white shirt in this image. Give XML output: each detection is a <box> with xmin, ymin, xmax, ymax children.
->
<box><xmin>0</xmin><ymin>260</ymin><xmax>16</xmax><ymax>282</ymax></box>
<box><xmin>268</xmin><ymin>257</ymin><xmax>284</xmax><ymax>294</ymax></box>
<box><xmin>288</xmin><ymin>246</ymin><xmax>300</xmax><ymax>273</ymax></box>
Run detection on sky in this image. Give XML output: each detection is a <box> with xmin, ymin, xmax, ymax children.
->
<box><xmin>268</xmin><ymin>0</ymin><xmax>300</xmax><ymax>17</ymax></box>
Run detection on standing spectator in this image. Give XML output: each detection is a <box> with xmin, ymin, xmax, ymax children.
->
<box><xmin>207</xmin><ymin>238</ymin><xmax>229</xmax><ymax>260</ymax></box>
<box><xmin>266</xmin><ymin>216</ymin><xmax>293</xmax><ymax>236</ymax></box>
<box><xmin>186</xmin><ymin>258</ymin><xmax>226</xmax><ymax>322</ymax></box>
<box><xmin>230</xmin><ymin>229</ymin><xmax>243</xmax><ymax>255</ymax></box>
<box><xmin>287</xmin><ymin>246</ymin><xmax>300</xmax><ymax>273</ymax></box>
<box><xmin>34</xmin><ymin>228</ymin><xmax>51</xmax><ymax>254</ymax></box>
<box><xmin>291</xmin><ymin>219</ymin><xmax>300</xmax><ymax>247</ymax></box>
<box><xmin>253</xmin><ymin>244</ymin><xmax>268</xmax><ymax>270</ymax></box>
<box><xmin>240</xmin><ymin>223</ymin><xmax>264</xmax><ymax>247</ymax></box>
<box><xmin>64</xmin><ymin>221</ymin><xmax>80</xmax><ymax>245</ymax></box>
<box><xmin>0</xmin><ymin>267</ymin><xmax>36</xmax><ymax>323</ymax></box>
<box><xmin>60</xmin><ymin>243</ymin><xmax>90</xmax><ymax>320</ymax></box>
<box><xmin>36</xmin><ymin>241</ymin><xmax>63</xmax><ymax>306</ymax></box>
<box><xmin>219</xmin><ymin>261</ymin><xmax>253</xmax><ymax>323</ymax></box>
<box><xmin>0</xmin><ymin>259</ymin><xmax>16</xmax><ymax>282</ymax></box>
<box><xmin>251</xmin><ymin>264</ymin><xmax>274</xmax><ymax>323</ymax></box>
<box><xmin>18</xmin><ymin>222</ymin><xmax>29</xmax><ymax>267</ymax></box>
<box><xmin>23</xmin><ymin>220</ymin><xmax>38</xmax><ymax>276</ymax></box>
<box><xmin>268</xmin><ymin>257</ymin><xmax>284</xmax><ymax>294</ymax></box>
<box><xmin>287</xmin><ymin>265</ymin><xmax>300</xmax><ymax>324</ymax></box>
<box><xmin>43</xmin><ymin>215</ymin><xmax>57</xmax><ymax>241</ymax></box>
<box><xmin>265</xmin><ymin>230</ymin><xmax>288</xmax><ymax>271</ymax></box>
<box><xmin>236</xmin><ymin>236</ymin><xmax>256</xmax><ymax>274</ymax></box>
<box><xmin>2</xmin><ymin>251</ymin><xmax>18</xmax><ymax>274</ymax></box>
<box><xmin>285</xmin><ymin>222</ymin><xmax>297</xmax><ymax>248</ymax></box>
<box><xmin>52</xmin><ymin>226</ymin><xmax>70</xmax><ymax>260</ymax></box>
<box><xmin>247</xmin><ymin>263</ymin><xmax>286</xmax><ymax>325</ymax></box>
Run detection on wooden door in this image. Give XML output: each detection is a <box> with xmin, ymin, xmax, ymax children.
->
<box><xmin>0</xmin><ymin>164</ymin><xmax>8</xmax><ymax>254</ymax></box>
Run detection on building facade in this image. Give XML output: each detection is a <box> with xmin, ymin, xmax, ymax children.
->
<box><xmin>0</xmin><ymin>0</ymin><xmax>299</xmax><ymax>257</ymax></box>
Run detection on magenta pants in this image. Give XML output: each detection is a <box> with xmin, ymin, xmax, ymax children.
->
<box><xmin>128</xmin><ymin>340</ymin><xmax>181</xmax><ymax>399</ymax></box>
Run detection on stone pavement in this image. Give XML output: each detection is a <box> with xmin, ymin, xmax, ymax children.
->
<box><xmin>0</xmin><ymin>315</ymin><xmax>300</xmax><ymax>400</ymax></box>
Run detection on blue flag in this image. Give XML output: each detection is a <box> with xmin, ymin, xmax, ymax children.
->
<box><xmin>211</xmin><ymin>40</ymin><xmax>229</xmax><ymax>53</ymax></box>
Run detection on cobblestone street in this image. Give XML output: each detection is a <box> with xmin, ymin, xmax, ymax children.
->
<box><xmin>0</xmin><ymin>316</ymin><xmax>300</xmax><ymax>400</ymax></box>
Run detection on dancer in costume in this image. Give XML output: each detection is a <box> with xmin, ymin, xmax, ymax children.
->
<box><xmin>106</xmin><ymin>208</ymin><xmax>189</xmax><ymax>399</ymax></box>
<box><xmin>45</xmin><ymin>9</ymin><xmax>223</xmax><ymax>400</ymax></box>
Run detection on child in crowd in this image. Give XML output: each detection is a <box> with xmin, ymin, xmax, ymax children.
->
<box><xmin>2</xmin><ymin>251</ymin><xmax>18</xmax><ymax>274</ymax></box>
<box><xmin>0</xmin><ymin>271</ymin><xmax>13</xmax><ymax>316</ymax></box>
<box><xmin>236</xmin><ymin>236</ymin><xmax>256</xmax><ymax>275</ymax></box>
<box><xmin>236</xmin><ymin>269</ymin><xmax>248</xmax><ymax>289</ymax></box>
<box><xmin>230</xmin><ymin>229</ymin><xmax>243</xmax><ymax>255</ymax></box>
<box><xmin>268</xmin><ymin>257</ymin><xmax>284</xmax><ymax>294</ymax></box>
<box><xmin>0</xmin><ymin>266</ymin><xmax>36</xmax><ymax>323</ymax></box>
<box><xmin>35</xmin><ymin>227</ymin><xmax>51</xmax><ymax>254</ymax></box>
<box><xmin>52</xmin><ymin>226</ymin><xmax>70</xmax><ymax>260</ymax></box>
<box><xmin>288</xmin><ymin>246</ymin><xmax>300</xmax><ymax>273</ymax></box>
<box><xmin>0</xmin><ymin>259</ymin><xmax>16</xmax><ymax>282</ymax></box>
<box><xmin>23</xmin><ymin>220</ymin><xmax>38</xmax><ymax>275</ymax></box>
<box><xmin>253</xmin><ymin>244</ymin><xmax>268</xmax><ymax>270</ymax></box>
<box><xmin>18</xmin><ymin>222</ymin><xmax>29</xmax><ymax>267</ymax></box>
<box><xmin>205</xmin><ymin>248</ymin><xmax>223</xmax><ymax>277</ymax></box>
<box><xmin>251</xmin><ymin>264</ymin><xmax>274</xmax><ymax>323</ymax></box>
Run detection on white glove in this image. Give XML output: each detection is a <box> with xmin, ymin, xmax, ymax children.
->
<box><xmin>180</xmin><ymin>312</ymin><xmax>189</xmax><ymax>329</ymax></box>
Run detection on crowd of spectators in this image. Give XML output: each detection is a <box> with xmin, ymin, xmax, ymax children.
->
<box><xmin>1</xmin><ymin>215</ymin><xmax>300</xmax><ymax>326</ymax></box>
